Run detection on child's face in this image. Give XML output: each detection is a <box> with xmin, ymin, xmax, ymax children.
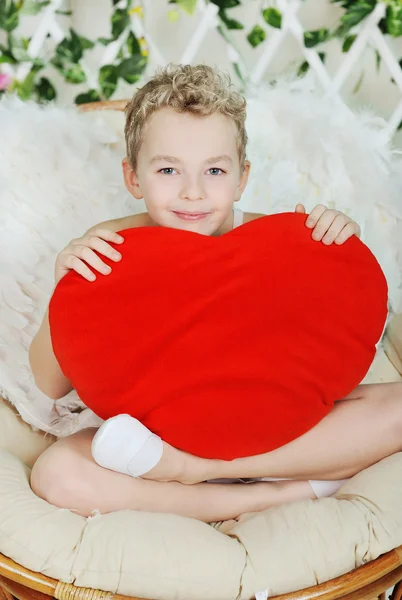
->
<box><xmin>123</xmin><ymin>107</ymin><xmax>250</xmax><ymax>235</ymax></box>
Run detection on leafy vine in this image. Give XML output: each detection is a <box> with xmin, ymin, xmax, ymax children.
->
<box><xmin>1</xmin><ymin>0</ymin><xmax>402</xmax><ymax>103</ymax></box>
<box><xmin>0</xmin><ymin>0</ymin><xmax>148</xmax><ymax>103</ymax></box>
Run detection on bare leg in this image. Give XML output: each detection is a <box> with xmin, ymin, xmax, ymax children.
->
<box><xmin>142</xmin><ymin>382</ymin><xmax>402</xmax><ymax>484</ymax></box>
<box><xmin>30</xmin><ymin>428</ymin><xmax>316</xmax><ymax>522</ymax></box>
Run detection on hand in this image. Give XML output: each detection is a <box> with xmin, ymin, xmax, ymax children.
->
<box><xmin>295</xmin><ymin>204</ymin><xmax>361</xmax><ymax>245</ymax></box>
<box><xmin>54</xmin><ymin>229</ymin><xmax>124</xmax><ymax>284</ymax></box>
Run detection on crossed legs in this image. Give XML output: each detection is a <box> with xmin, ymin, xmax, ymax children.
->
<box><xmin>31</xmin><ymin>382</ymin><xmax>402</xmax><ymax>520</ymax></box>
<box><xmin>30</xmin><ymin>428</ymin><xmax>316</xmax><ymax>521</ymax></box>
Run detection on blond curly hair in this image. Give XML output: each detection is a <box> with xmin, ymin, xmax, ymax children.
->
<box><xmin>124</xmin><ymin>63</ymin><xmax>248</xmax><ymax>172</ymax></box>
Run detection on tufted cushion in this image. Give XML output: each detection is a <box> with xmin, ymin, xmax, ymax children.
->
<box><xmin>0</xmin><ymin>396</ymin><xmax>55</xmax><ymax>468</ymax></box>
<box><xmin>49</xmin><ymin>213</ymin><xmax>387</xmax><ymax>460</ymax></box>
<box><xmin>1</xmin><ymin>449</ymin><xmax>402</xmax><ymax>599</ymax></box>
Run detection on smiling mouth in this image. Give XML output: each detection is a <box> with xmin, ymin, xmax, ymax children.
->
<box><xmin>173</xmin><ymin>211</ymin><xmax>210</xmax><ymax>221</ymax></box>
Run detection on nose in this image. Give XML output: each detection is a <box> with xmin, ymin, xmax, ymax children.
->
<box><xmin>179</xmin><ymin>175</ymin><xmax>205</xmax><ymax>201</ymax></box>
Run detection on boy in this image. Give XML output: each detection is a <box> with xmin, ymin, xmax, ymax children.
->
<box><xmin>29</xmin><ymin>64</ymin><xmax>402</xmax><ymax>522</ymax></box>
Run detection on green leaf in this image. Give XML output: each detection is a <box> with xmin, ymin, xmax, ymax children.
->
<box><xmin>98</xmin><ymin>37</ymin><xmax>112</xmax><ymax>46</ymax></box>
<box><xmin>118</xmin><ymin>55</ymin><xmax>147</xmax><ymax>83</ymax></box>
<box><xmin>79</xmin><ymin>35</ymin><xmax>95</xmax><ymax>50</ymax></box>
<box><xmin>126</xmin><ymin>31</ymin><xmax>141</xmax><ymax>55</ymax></box>
<box><xmin>52</xmin><ymin>28</ymin><xmax>85</xmax><ymax>69</ymax></box>
<box><xmin>375</xmin><ymin>49</ymin><xmax>381</xmax><ymax>72</ymax></box>
<box><xmin>20</xmin><ymin>0</ymin><xmax>50</xmax><ymax>16</ymax></box>
<box><xmin>8</xmin><ymin>34</ymin><xmax>30</xmax><ymax>61</ymax></box>
<box><xmin>55</xmin><ymin>9</ymin><xmax>72</xmax><ymax>16</ymax></box>
<box><xmin>332</xmin><ymin>0</ymin><xmax>375</xmax><ymax>10</ymax></box>
<box><xmin>75</xmin><ymin>89</ymin><xmax>101</xmax><ymax>105</ymax></box>
<box><xmin>391</xmin><ymin>58</ymin><xmax>402</xmax><ymax>83</ymax></box>
<box><xmin>32</xmin><ymin>56</ymin><xmax>45</xmax><ymax>70</ymax></box>
<box><xmin>233</xmin><ymin>62</ymin><xmax>245</xmax><ymax>84</ymax></box>
<box><xmin>297</xmin><ymin>52</ymin><xmax>325</xmax><ymax>77</ymax></box>
<box><xmin>247</xmin><ymin>25</ymin><xmax>266</xmax><ymax>48</ymax></box>
<box><xmin>304</xmin><ymin>28</ymin><xmax>329</xmax><ymax>48</ymax></box>
<box><xmin>352</xmin><ymin>69</ymin><xmax>365</xmax><ymax>94</ymax></box>
<box><xmin>0</xmin><ymin>42</ymin><xmax>16</xmax><ymax>63</ymax></box>
<box><xmin>0</xmin><ymin>1</ymin><xmax>19</xmax><ymax>32</ymax></box>
<box><xmin>210</xmin><ymin>0</ymin><xmax>241</xmax><ymax>8</ymax></box>
<box><xmin>64</xmin><ymin>63</ymin><xmax>86</xmax><ymax>84</ymax></box>
<box><xmin>331</xmin><ymin>1</ymin><xmax>355</xmax><ymax>8</ymax></box>
<box><xmin>378</xmin><ymin>17</ymin><xmax>388</xmax><ymax>35</ymax></box>
<box><xmin>35</xmin><ymin>76</ymin><xmax>56</xmax><ymax>102</ymax></box>
<box><xmin>298</xmin><ymin>60</ymin><xmax>309</xmax><ymax>77</ymax></box>
<box><xmin>0</xmin><ymin>54</ymin><xmax>14</xmax><ymax>63</ymax></box>
<box><xmin>167</xmin><ymin>9</ymin><xmax>180</xmax><ymax>22</ymax></box>
<box><xmin>218</xmin><ymin>9</ymin><xmax>243</xmax><ymax>29</ymax></box>
<box><xmin>31</xmin><ymin>61</ymin><xmax>44</xmax><ymax>75</ymax></box>
<box><xmin>111</xmin><ymin>8</ymin><xmax>129</xmax><ymax>39</ymax></box>
<box><xmin>99</xmin><ymin>64</ymin><xmax>118</xmax><ymax>99</ymax></box>
<box><xmin>340</xmin><ymin>2</ymin><xmax>376</xmax><ymax>32</ymax></box>
<box><xmin>176</xmin><ymin>0</ymin><xmax>197</xmax><ymax>14</ymax></box>
<box><xmin>262</xmin><ymin>8</ymin><xmax>282</xmax><ymax>29</ymax></box>
<box><xmin>386</xmin><ymin>2</ymin><xmax>402</xmax><ymax>37</ymax></box>
<box><xmin>15</xmin><ymin>68</ymin><xmax>36</xmax><ymax>100</ymax></box>
<box><xmin>333</xmin><ymin>22</ymin><xmax>352</xmax><ymax>38</ymax></box>
<box><xmin>342</xmin><ymin>34</ymin><xmax>356</xmax><ymax>52</ymax></box>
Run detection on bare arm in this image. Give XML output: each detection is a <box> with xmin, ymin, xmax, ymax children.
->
<box><xmin>29</xmin><ymin>307</ymin><xmax>74</xmax><ymax>400</ymax></box>
<box><xmin>29</xmin><ymin>216</ymin><xmax>133</xmax><ymax>400</ymax></box>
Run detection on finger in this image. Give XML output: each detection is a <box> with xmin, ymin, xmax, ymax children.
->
<box><xmin>321</xmin><ymin>214</ymin><xmax>349</xmax><ymax>245</ymax></box>
<box><xmin>66</xmin><ymin>255</ymin><xmax>98</xmax><ymax>281</ymax></box>
<box><xmin>295</xmin><ymin>204</ymin><xmax>306</xmax><ymax>214</ymax></box>
<box><xmin>73</xmin><ymin>245</ymin><xmax>113</xmax><ymax>275</ymax></box>
<box><xmin>88</xmin><ymin>229</ymin><xmax>125</xmax><ymax>244</ymax></box>
<box><xmin>86</xmin><ymin>236</ymin><xmax>123</xmax><ymax>262</ymax></box>
<box><xmin>334</xmin><ymin>222</ymin><xmax>359</xmax><ymax>245</ymax></box>
<box><xmin>305</xmin><ymin>204</ymin><xmax>327</xmax><ymax>229</ymax></box>
<box><xmin>310</xmin><ymin>210</ymin><xmax>340</xmax><ymax>241</ymax></box>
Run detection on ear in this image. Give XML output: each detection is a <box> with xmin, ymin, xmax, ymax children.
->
<box><xmin>122</xmin><ymin>158</ymin><xmax>143</xmax><ymax>199</ymax></box>
<box><xmin>234</xmin><ymin>160</ymin><xmax>251</xmax><ymax>202</ymax></box>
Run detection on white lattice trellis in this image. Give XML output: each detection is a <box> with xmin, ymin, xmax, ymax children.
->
<box><xmin>1</xmin><ymin>0</ymin><xmax>65</xmax><ymax>81</ymax></box>
<box><xmin>151</xmin><ymin>0</ymin><xmax>402</xmax><ymax>137</ymax></box>
<box><xmin>5</xmin><ymin>0</ymin><xmax>402</xmax><ymax>136</ymax></box>
<box><xmin>2</xmin><ymin>0</ymin><xmax>151</xmax><ymax>94</ymax></box>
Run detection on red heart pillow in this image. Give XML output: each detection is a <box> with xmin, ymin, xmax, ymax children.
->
<box><xmin>49</xmin><ymin>213</ymin><xmax>388</xmax><ymax>460</ymax></box>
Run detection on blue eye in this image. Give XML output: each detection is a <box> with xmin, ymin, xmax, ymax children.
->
<box><xmin>208</xmin><ymin>168</ymin><xmax>224</xmax><ymax>175</ymax></box>
<box><xmin>160</xmin><ymin>168</ymin><xmax>176</xmax><ymax>175</ymax></box>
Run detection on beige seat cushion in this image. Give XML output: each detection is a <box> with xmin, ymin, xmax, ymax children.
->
<box><xmin>384</xmin><ymin>313</ymin><xmax>402</xmax><ymax>376</ymax></box>
<box><xmin>1</xmin><ymin>448</ymin><xmax>402</xmax><ymax>600</ymax></box>
<box><xmin>0</xmin><ymin>397</ymin><xmax>55</xmax><ymax>468</ymax></box>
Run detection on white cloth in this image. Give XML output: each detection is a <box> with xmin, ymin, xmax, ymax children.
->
<box><xmin>233</xmin><ymin>207</ymin><xmax>244</xmax><ymax>229</ymax></box>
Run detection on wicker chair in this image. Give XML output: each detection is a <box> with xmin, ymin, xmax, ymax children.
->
<box><xmin>1</xmin><ymin>99</ymin><xmax>402</xmax><ymax>600</ymax></box>
<box><xmin>1</xmin><ymin>544</ymin><xmax>402</xmax><ymax>600</ymax></box>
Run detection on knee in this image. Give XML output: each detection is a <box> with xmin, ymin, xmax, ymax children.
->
<box><xmin>30</xmin><ymin>442</ymin><xmax>90</xmax><ymax>512</ymax></box>
<box><xmin>377</xmin><ymin>382</ymin><xmax>402</xmax><ymax>438</ymax></box>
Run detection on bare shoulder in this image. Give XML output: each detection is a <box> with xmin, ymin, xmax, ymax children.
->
<box><xmin>87</xmin><ymin>213</ymin><xmax>151</xmax><ymax>235</ymax></box>
<box><xmin>243</xmin><ymin>212</ymin><xmax>267</xmax><ymax>224</ymax></box>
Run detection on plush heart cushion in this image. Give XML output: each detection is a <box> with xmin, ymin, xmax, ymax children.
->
<box><xmin>49</xmin><ymin>213</ymin><xmax>388</xmax><ymax>460</ymax></box>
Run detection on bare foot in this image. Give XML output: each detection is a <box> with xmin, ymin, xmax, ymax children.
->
<box><xmin>139</xmin><ymin>441</ymin><xmax>219</xmax><ymax>484</ymax></box>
